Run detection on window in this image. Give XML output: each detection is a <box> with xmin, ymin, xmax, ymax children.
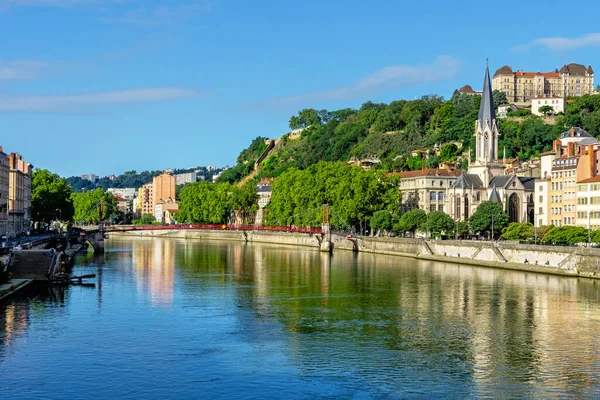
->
<box><xmin>430</xmin><ymin>192</ymin><xmax>436</xmax><ymax>201</ymax></box>
<box><xmin>438</xmin><ymin>205</ymin><xmax>444</xmax><ymax>211</ymax></box>
<box><xmin>438</xmin><ymin>192</ymin><xmax>444</xmax><ymax>201</ymax></box>
<box><xmin>429</xmin><ymin>205</ymin><xmax>436</xmax><ymax>212</ymax></box>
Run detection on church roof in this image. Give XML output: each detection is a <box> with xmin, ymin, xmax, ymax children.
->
<box><xmin>488</xmin><ymin>185</ymin><xmax>502</xmax><ymax>203</ymax></box>
<box><xmin>454</xmin><ymin>173</ymin><xmax>483</xmax><ymax>189</ymax></box>
<box><xmin>478</xmin><ymin>62</ymin><xmax>495</xmax><ymax>124</ymax></box>
<box><xmin>489</xmin><ymin>175</ymin><xmax>536</xmax><ymax>190</ymax></box>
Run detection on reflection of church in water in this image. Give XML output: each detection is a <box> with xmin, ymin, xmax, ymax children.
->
<box><xmin>449</xmin><ymin>63</ymin><xmax>535</xmax><ymax>224</ymax></box>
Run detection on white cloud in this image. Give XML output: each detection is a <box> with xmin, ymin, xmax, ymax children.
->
<box><xmin>103</xmin><ymin>3</ymin><xmax>212</xmax><ymax>25</ymax></box>
<box><xmin>513</xmin><ymin>33</ymin><xmax>600</xmax><ymax>52</ymax></box>
<box><xmin>0</xmin><ymin>60</ymin><xmax>51</xmax><ymax>80</ymax></box>
<box><xmin>0</xmin><ymin>87</ymin><xmax>199</xmax><ymax>112</ymax></box>
<box><xmin>251</xmin><ymin>56</ymin><xmax>460</xmax><ymax>109</ymax></box>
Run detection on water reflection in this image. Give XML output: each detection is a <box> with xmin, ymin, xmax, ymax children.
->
<box><xmin>131</xmin><ymin>237</ymin><xmax>175</xmax><ymax>307</ymax></box>
<box><xmin>0</xmin><ymin>237</ymin><xmax>599</xmax><ymax>398</ymax></box>
<box><xmin>173</xmin><ymin>241</ymin><xmax>600</xmax><ymax>397</ymax></box>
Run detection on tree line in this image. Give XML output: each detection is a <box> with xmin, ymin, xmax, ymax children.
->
<box><xmin>219</xmin><ymin>92</ymin><xmax>600</xmax><ymax>186</ymax></box>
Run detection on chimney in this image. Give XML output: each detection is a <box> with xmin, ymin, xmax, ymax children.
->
<box><xmin>571</xmin><ymin>128</ymin><xmax>575</xmax><ymax>137</ymax></box>
<box><xmin>568</xmin><ymin>142</ymin><xmax>575</xmax><ymax>157</ymax></box>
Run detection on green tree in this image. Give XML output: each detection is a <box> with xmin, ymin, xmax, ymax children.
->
<box><xmin>31</xmin><ymin>169</ymin><xmax>75</xmax><ymax>223</ymax></box>
<box><xmin>394</xmin><ymin>209</ymin><xmax>427</xmax><ymax>235</ymax></box>
<box><xmin>538</xmin><ymin>105</ymin><xmax>554</xmax><ymax>116</ymax></box>
<box><xmin>71</xmin><ymin>189</ymin><xmax>117</xmax><ymax>224</ymax></box>
<box><xmin>370</xmin><ymin>210</ymin><xmax>393</xmax><ymax>235</ymax></box>
<box><xmin>426</xmin><ymin>211</ymin><xmax>454</xmax><ymax>236</ymax></box>
<box><xmin>469</xmin><ymin>201</ymin><xmax>508</xmax><ymax>238</ymax></box>
<box><xmin>501</xmin><ymin>222</ymin><xmax>534</xmax><ymax>241</ymax></box>
<box><xmin>542</xmin><ymin>226</ymin><xmax>588</xmax><ymax>245</ymax></box>
<box><xmin>135</xmin><ymin>213</ymin><xmax>155</xmax><ymax>225</ymax></box>
<box><xmin>456</xmin><ymin>220</ymin><xmax>470</xmax><ymax>238</ymax></box>
<box><xmin>492</xmin><ymin>89</ymin><xmax>508</xmax><ymax>107</ymax></box>
<box><xmin>439</xmin><ymin>143</ymin><xmax>459</xmax><ymax>161</ymax></box>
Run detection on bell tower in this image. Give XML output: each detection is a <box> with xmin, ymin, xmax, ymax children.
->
<box><xmin>469</xmin><ymin>60</ymin><xmax>504</xmax><ymax>187</ymax></box>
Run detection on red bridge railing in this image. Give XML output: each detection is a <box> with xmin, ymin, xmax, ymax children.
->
<box><xmin>104</xmin><ymin>224</ymin><xmax>323</xmax><ymax>234</ymax></box>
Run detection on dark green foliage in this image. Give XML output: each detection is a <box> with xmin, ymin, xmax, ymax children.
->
<box><xmin>492</xmin><ymin>90</ymin><xmax>508</xmax><ymax>107</ymax></box>
<box><xmin>134</xmin><ymin>214</ymin><xmax>155</xmax><ymax>225</ymax></box>
<box><xmin>542</xmin><ymin>226</ymin><xmax>589</xmax><ymax>245</ymax></box>
<box><xmin>426</xmin><ymin>211</ymin><xmax>454</xmax><ymax>235</ymax></box>
<box><xmin>32</xmin><ymin>169</ymin><xmax>75</xmax><ymax>223</ymax></box>
<box><xmin>371</xmin><ymin>210</ymin><xmax>393</xmax><ymax>233</ymax></box>
<box><xmin>394</xmin><ymin>209</ymin><xmax>427</xmax><ymax>234</ymax></box>
<box><xmin>501</xmin><ymin>222</ymin><xmax>534</xmax><ymax>241</ymax></box>
<box><xmin>469</xmin><ymin>201</ymin><xmax>508</xmax><ymax>237</ymax></box>
<box><xmin>176</xmin><ymin>182</ymin><xmax>258</xmax><ymax>224</ymax></box>
<box><xmin>266</xmin><ymin>162</ymin><xmax>401</xmax><ymax>230</ymax></box>
<box><xmin>71</xmin><ymin>189</ymin><xmax>117</xmax><ymax>224</ymax></box>
<box><xmin>221</xmin><ymin>93</ymin><xmax>600</xmax><ymax>184</ymax></box>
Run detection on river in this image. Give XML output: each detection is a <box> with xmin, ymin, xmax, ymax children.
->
<box><xmin>1</xmin><ymin>236</ymin><xmax>600</xmax><ymax>399</ymax></box>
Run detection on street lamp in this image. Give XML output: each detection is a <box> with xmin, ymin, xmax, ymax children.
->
<box><xmin>588</xmin><ymin>211</ymin><xmax>591</xmax><ymax>247</ymax></box>
<box><xmin>56</xmin><ymin>208</ymin><xmax>62</xmax><ymax>221</ymax></box>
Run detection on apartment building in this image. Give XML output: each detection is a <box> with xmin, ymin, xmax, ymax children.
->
<box><xmin>532</xmin><ymin>96</ymin><xmax>565</xmax><ymax>116</ymax></box>
<box><xmin>140</xmin><ymin>173</ymin><xmax>176</xmax><ymax>218</ymax></box>
<box><xmin>493</xmin><ymin>63</ymin><xmax>594</xmax><ymax>103</ymax></box>
<box><xmin>395</xmin><ymin>168</ymin><xmax>462</xmax><ymax>214</ymax></box>
<box><xmin>576</xmin><ymin>177</ymin><xmax>600</xmax><ymax>230</ymax></box>
<box><xmin>175</xmin><ymin>172</ymin><xmax>197</xmax><ymax>185</ymax></box>
<box><xmin>0</xmin><ymin>148</ymin><xmax>8</xmax><ymax>237</ymax></box>
<box><xmin>8</xmin><ymin>153</ymin><xmax>33</xmax><ymax>236</ymax></box>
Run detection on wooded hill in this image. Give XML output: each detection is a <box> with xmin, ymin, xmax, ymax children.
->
<box><xmin>218</xmin><ymin>92</ymin><xmax>600</xmax><ymax>184</ymax></box>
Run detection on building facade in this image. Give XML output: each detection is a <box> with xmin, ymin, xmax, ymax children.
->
<box><xmin>0</xmin><ymin>148</ymin><xmax>8</xmax><ymax>237</ymax></box>
<box><xmin>493</xmin><ymin>63</ymin><xmax>594</xmax><ymax>103</ymax></box>
<box><xmin>175</xmin><ymin>172</ymin><xmax>197</xmax><ymax>186</ymax></box>
<box><xmin>532</xmin><ymin>96</ymin><xmax>565</xmax><ymax>116</ymax></box>
<box><xmin>7</xmin><ymin>153</ymin><xmax>33</xmax><ymax>236</ymax></box>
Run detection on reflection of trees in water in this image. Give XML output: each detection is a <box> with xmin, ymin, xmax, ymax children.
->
<box><xmin>135</xmin><ymin>238</ymin><xmax>600</xmax><ymax>396</ymax></box>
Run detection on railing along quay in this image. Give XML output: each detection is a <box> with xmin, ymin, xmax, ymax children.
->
<box><xmin>105</xmin><ymin>224</ymin><xmax>323</xmax><ymax>235</ymax></box>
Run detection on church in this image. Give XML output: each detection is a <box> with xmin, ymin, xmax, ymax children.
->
<box><xmin>448</xmin><ymin>63</ymin><xmax>535</xmax><ymax>224</ymax></box>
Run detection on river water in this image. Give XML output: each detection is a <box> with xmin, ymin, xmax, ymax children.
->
<box><xmin>1</xmin><ymin>237</ymin><xmax>600</xmax><ymax>399</ymax></box>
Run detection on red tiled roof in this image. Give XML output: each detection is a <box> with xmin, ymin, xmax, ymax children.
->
<box><xmin>540</xmin><ymin>151</ymin><xmax>555</xmax><ymax>156</ymax></box>
<box><xmin>578</xmin><ymin>176</ymin><xmax>600</xmax><ymax>183</ymax></box>
<box><xmin>515</xmin><ymin>71</ymin><xmax>560</xmax><ymax>78</ymax></box>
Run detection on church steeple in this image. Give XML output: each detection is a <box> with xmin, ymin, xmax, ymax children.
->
<box><xmin>478</xmin><ymin>59</ymin><xmax>495</xmax><ymax>124</ymax></box>
<box><xmin>474</xmin><ymin>60</ymin><xmax>499</xmax><ymax>165</ymax></box>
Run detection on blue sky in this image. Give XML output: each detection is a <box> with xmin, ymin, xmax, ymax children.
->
<box><xmin>2</xmin><ymin>0</ymin><xmax>600</xmax><ymax>177</ymax></box>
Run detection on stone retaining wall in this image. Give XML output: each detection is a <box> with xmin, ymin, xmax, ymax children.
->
<box><xmin>109</xmin><ymin>230</ymin><xmax>600</xmax><ymax>279</ymax></box>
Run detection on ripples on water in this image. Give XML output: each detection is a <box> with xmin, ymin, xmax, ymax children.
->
<box><xmin>1</xmin><ymin>237</ymin><xmax>600</xmax><ymax>399</ymax></box>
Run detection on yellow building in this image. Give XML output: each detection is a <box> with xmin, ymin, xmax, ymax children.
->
<box><xmin>546</xmin><ymin>128</ymin><xmax>600</xmax><ymax>226</ymax></box>
<box><xmin>140</xmin><ymin>173</ymin><xmax>176</xmax><ymax>218</ymax></box>
<box><xmin>493</xmin><ymin>63</ymin><xmax>594</xmax><ymax>103</ymax></box>
<box><xmin>0</xmin><ymin>147</ymin><xmax>8</xmax><ymax>237</ymax></box>
<box><xmin>7</xmin><ymin>153</ymin><xmax>33</xmax><ymax>236</ymax></box>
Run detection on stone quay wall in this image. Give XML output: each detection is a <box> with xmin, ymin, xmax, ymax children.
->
<box><xmin>109</xmin><ymin>229</ymin><xmax>600</xmax><ymax>279</ymax></box>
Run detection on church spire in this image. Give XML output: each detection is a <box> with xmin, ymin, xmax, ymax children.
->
<box><xmin>478</xmin><ymin>60</ymin><xmax>495</xmax><ymax>124</ymax></box>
